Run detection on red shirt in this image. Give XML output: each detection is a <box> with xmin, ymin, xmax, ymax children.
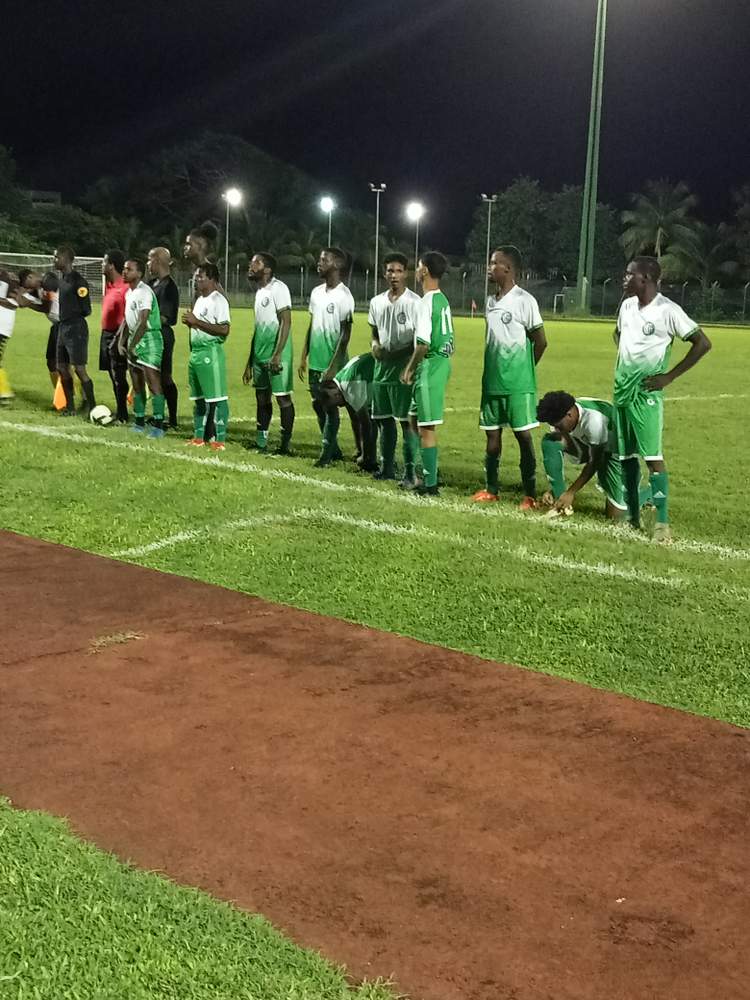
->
<box><xmin>101</xmin><ymin>277</ymin><xmax>127</xmax><ymax>332</ymax></box>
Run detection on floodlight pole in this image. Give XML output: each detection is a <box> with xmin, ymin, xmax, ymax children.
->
<box><xmin>576</xmin><ymin>0</ymin><xmax>608</xmax><ymax>312</ymax></box>
<box><xmin>370</xmin><ymin>183</ymin><xmax>386</xmax><ymax>295</ymax></box>
<box><xmin>481</xmin><ymin>194</ymin><xmax>498</xmax><ymax>307</ymax></box>
<box><xmin>224</xmin><ymin>199</ymin><xmax>231</xmax><ymax>290</ymax></box>
<box><xmin>413</xmin><ymin>219</ymin><xmax>421</xmax><ymax>291</ymax></box>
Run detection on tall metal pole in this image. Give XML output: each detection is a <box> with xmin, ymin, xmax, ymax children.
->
<box><xmin>327</xmin><ymin>210</ymin><xmax>332</xmax><ymax>247</ymax></box>
<box><xmin>224</xmin><ymin>200</ymin><xmax>230</xmax><ymax>290</ymax></box>
<box><xmin>370</xmin><ymin>183</ymin><xmax>386</xmax><ymax>296</ymax></box>
<box><xmin>576</xmin><ymin>0</ymin><xmax>608</xmax><ymax>312</ymax></box>
<box><xmin>414</xmin><ymin>219</ymin><xmax>420</xmax><ymax>291</ymax></box>
<box><xmin>481</xmin><ymin>194</ymin><xmax>497</xmax><ymax>306</ymax></box>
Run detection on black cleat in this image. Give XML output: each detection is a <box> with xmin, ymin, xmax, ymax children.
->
<box><xmin>415</xmin><ymin>483</ymin><xmax>440</xmax><ymax>497</ymax></box>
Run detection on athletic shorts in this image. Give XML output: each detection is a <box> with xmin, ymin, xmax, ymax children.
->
<box><xmin>615</xmin><ymin>392</ymin><xmax>664</xmax><ymax>461</ymax></box>
<box><xmin>563</xmin><ymin>446</ymin><xmax>627</xmax><ymax>511</ymax></box>
<box><xmin>46</xmin><ymin>323</ymin><xmax>60</xmax><ymax>371</ymax></box>
<box><xmin>129</xmin><ymin>329</ymin><xmax>163</xmax><ymax>371</ymax></box>
<box><xmin>372</xmin><ymin>380</ymin><xmax>412</xmax><ymax>421</ymax></box>
<box><xmin>99</xmin><ymin>330</ymin><xmax>118</xmax><ymax>371</ymax></box>
<box><xmin>408</xmin><ymin>355</ymin><xmax>451</xmax><ymax>426</ymax></box>
<box><xmin>161</xmin><ymin>326</ymin><xmax>175</xmax><ymax>378</ymax></box>
<box><xmin>480</xmin><ymin>392</ymin><xmax>539</xmax><ymax>432</ymax></box>
<box><xmin>253</xmin><ymin>338</ymin><xmax>293</xmax><ymax>395</ymax></box>
<box><xmin>56</xmin><ymin>318</ymin><xmax>89</xmax><ymax>367</ymax></box>
<box><xmin>189</xmin><ymin>344</ymin><xmax>228</xmax><ymax>402</ymax></box>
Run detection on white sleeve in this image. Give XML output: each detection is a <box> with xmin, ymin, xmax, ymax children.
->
<box><xmin>338</xmin><ymin>289</ymin><xmax>354</xmax><ymax>324</ymax></box>
<box><xmin>136</xmin><ymin>287</ymin><xmax>152</xmax><ymax>311</ymax></box>
<box><xmin>308</xmin><ymin>289</ymin><xmax>315</xmax><ymax>316</ymax></box>
<box><xmin>616</xmin><ymin>301</ymin><xmax>626</xmax><ymax>333</ymax></box>
<box><xmin>367</xmin><ymin>297</ymin><xmax>377</xmax><ymax>327</ymax></box>
<box><xmin>273</xmin><ymin>282</ymin><xmax>292</xmax><ymax>313</ymax></box>
<box><xmin>415</xmin><ymin>297</ymin><xmax>432</xmax><ymax>345</ymax></box>
<box><xmin>213</xmin><ymin>293</ymin><xmax>231</xmax><ymax>325</ymax></box>
<box><xmin>587</xmin><ymin>411</ymin><xmax>609</xmax><ymax>447</ymax></box>
<box><xmin>666</xmin><ymin>301</ymin><xmax>699</xmax><ymax>340</ymax></box>
<box><xmin>527</xmin><ymin>295</ymin><xmax>543</xmax><ymax>331</ymax></box>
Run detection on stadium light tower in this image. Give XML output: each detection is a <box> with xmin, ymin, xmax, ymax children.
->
<box><xmin>480</xmin><ymin>193</ymin><xmax>498</xmax><ymax>307</ymax></box>
<box><xmin>222</xmin><ymin>187</ymin><xmax>243</xmax><ymax>289</ymax></box>
<box><xmin>370</xmin><ymin>183</ymin><xmax>386</xmax><ymax>294</ymax></box>
<box><xmin>405</xmin><ymin>201</ymin><xmax>425</xmax><ymax>289</ymax></box>
<box><xmin>576</xmin><ymin>0</ymin><xmax>608</xmax><ymax>312</ymax></box>
<box><xmin>320</xmin><ymin>196</ymin><xmax>335</xmax><ymax>245</ymax></box>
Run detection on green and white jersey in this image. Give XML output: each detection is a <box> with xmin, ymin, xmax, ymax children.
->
<box><xmin>569</xmin><ymin>398</ymin><xmax>617</xmax><ymax>457</ymax></box>
<box><xmin>334</xmin><ymin>353</ymin><xmax>375</xmax><ymax>413</ymax></box>
<box><xmin>308</xmin><ymin>281</ymin><xmax>355</xmax><ymax>371</ymax></box>
<box><xmin>191</xmin><ymin>290</ymin><xmax>231</xmax><ymax>349</ymax></box>
<box><xmin>124</xmin><ymin>281</ymin><xmax>161</xmax><ymax>338</ymax></box>
<box><xmin>368</xmin><ymin>288</ymin><xmax>420</xmax><ymax>382</ymax></box>
<box><xmin>253</xmin><ymin>277</ymin><xmax>292</xmax><ymax>362</ymax></box>
<box><xmin>483</xmin><ymin>285</ymin><xmax>543</xmax><ymax>396</ymax></box>
<box><xmin>615</xmin><ymin>293</ymin><xmax>698</xmax><ymax>404</ymax></box>
<box><xmin>415</xmin><ymin>289</ymin><xmax>454</xmax><ymax>359</ymax></box>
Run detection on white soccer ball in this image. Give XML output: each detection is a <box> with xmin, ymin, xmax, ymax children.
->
<box><xmin>89</xmin><ymin>404</ymin><xmax>114</xmax><ymax>426</ymax></box>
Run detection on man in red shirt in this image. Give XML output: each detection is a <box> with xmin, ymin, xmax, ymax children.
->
<box><xmin>99</xmin><ymin>250</ymin><xmax>129</xmax><ymax>422</ymax></box>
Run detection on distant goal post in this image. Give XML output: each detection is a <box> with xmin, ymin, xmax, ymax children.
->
<box><xmin>0</xmin><ymin>252</ymin><xmax>105</xmax><ymax>297</ymax></box>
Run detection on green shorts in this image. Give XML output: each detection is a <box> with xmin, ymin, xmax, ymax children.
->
<box><xmin>130</xmin><ymin>329</ymin><xmax>163</xmax><ymax>371</ymax></box>
<box><xmin>408</xmin><ymin>355</ymin><xmax>451</xmax><ymax>426</ymax></box>
<box><xmin>615</xmin><ymin>392</ymin><xmax>664</xmax><ymax>461</ymax></box>
<box><xmin>253</xmin><ymin>340</ymin><xmax>293</xmax><ymax>396</ymax></box>
<box><xmin>372</xmin><ymin>380</ymin><xmax>413</xmax><ymax>420</ymax></box>
<box><xmin>189</xmin><ymin>345</ymin><xmax>228</xmax><ymax>402</ymax></box>
<box><xmin>480</xmin><ymin>392</ymin><xmax>538</xmax><ymax>432</ymax></box>
<box><xmin>564</xmin><ymin>449</ymin><xmax>626</xmax><ymax>511</ymax></box>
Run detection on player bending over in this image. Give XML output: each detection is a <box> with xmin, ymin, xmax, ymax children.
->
<box><xmin>312</xmin><ymin>353</ymin><xmax>377</xmax><ymax>471</ymax></box>
<box><xmin>183</xmin><ymin>263</ymin><xmax>231</xmax><ymax>451</ymax></box>
<box><xmin>244</xmin><ymin>252</ymin><xmax>295</xmax><ymax>454</ymax></box>
<box><xmin>401</xmin><ymin>252</ymin><xmax>454</xmax><ymax>497</ymax></box>
<box><xmin>118</xmin><ymin>259</ymin><xmax>165</xmax><ymax>437</ymax></box>
<box><xmin>615</xmin><ymin>257</ymin><xmax>711</xmax><ymax>542</ymax></box>
<box><xmin>473</xmin><ymin>246</ymin><xmax>546</xmax><ymax>509</ymax></box>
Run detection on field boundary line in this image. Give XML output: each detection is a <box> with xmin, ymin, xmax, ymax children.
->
<box><xmin>3</xmin><ymin>418</ymin><xmax>748</xmax><ymax>562</ymax></box>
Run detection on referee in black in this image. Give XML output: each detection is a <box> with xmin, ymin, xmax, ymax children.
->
<box><xmin>54</xmin><ymin>245</ymin><xmax>97</xmax><ymax>416</ymax></box>
<box><xmin>147</xmin><ymin>246</ymin><xmax>180</xmax><ymax>429</ymax></box>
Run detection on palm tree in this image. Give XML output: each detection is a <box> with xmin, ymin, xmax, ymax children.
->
<box><xmin>620</xmin><ymin>180</ymin><xmax>701</xmax><ymax>264</ymax></box>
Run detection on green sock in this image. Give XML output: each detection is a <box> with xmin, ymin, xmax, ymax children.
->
<box><xmin>541</xmin><ymin>435</ymin><xmax>566</xmax><ymax>498</ymax></box>
<box><xmin>214</xmin><ymin>400</ymin><xmax>229</xmax><ymax>443</ymax></box>
<box><xmin>134</xmin><ymin>389</ymin><xmax>147</xmax><ymax>421</ymax></box>
<box><xmin>152</xmin><ymin>393</ymin><xmax>164</xmax><ymax>429</ymax></box>
<box><xmin>193</xmin><ymin>399</ymin><xmax>207</xmax><ymax>438</ymax></box>
<box><xmin>380</xmin><ymin>419</ymin><xmax>397</xmax><ymax>474</ymax></box>
<box><xmin>621</xmin><ymin>457</ymin><xmax>642</xmax><ymax>526</ymax></box>
<box><xmin>421</xmin><ymin>445</ymin><xmax>438</xmax><ymax>487</ymax></box>
<box><xmin>403</xmin><ymin>429</ymin><xmax>419</xmax><ymax>477</ymax></box>
<box><xmin>485</xmin><ymin>452</ymin><xmax>499</xmax><ymax>495</ymax></box>
<box><xmin>519</xmin><ymin>441</ymin><xmax>537</xmax><ymax>498</ymax></box>
<box><xmin>256</xmin><ymin>428</ymin><xmax>269</xmax><ymax>449</ymax></box>
<box><xmin>649</xmin><ymin>470</ymin><xmax>669</xmax><ymax>524</ymax></box>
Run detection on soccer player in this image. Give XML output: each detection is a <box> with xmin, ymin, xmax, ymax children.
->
<box><xmin>298</xmin><ymin>247</ymin><xmax>355</xmax><ymax>466</ymax></box>
<box><xmin>368</xmin><ymin>252</ymin><xmax>421</xmax><ymax>485</ymax></box>
<box><xmin>147</xmin><ymin>247</ymin><xmax>180</xmax><ymax>429</ymax></box>
<box><xmin>400</xmin><ymin>251</ymin><xmax>454</xmax><ymax>497</ymax></box>
<box><xmin>100</xmin><ymin>250</ymin><xmax>129</xmax><ymax>423</ymax></box>
<box><xmin>311</xmin><ymin>353</ymin><xmax>377</xmax><ymax>470</ymax></box>
<box><xmin>117</xmin><ymin>258</ymin><xmax>165</xmax><ymax>437</ymax></box>
<box><xmin>183</xmin><ymin>222</ymin><xmax>219</xmax><ymax>299</ymax></box>
<box><xmin>614</xmin><ymin>256</ymin><xmax>711</xmax><ymax>542</ymax></box>
<box><xmin>243</xmin><ymin>252</ymin><xmax>295</xmax><ymax>454</ymax></box>
<box><xmin>54</xmin><ymin>245</ymin><xmax>97</xmax><ymax>416</ymax></box>
<box><xmin>472</xmin><ymin>246</ymin><xmax>547</xmax><ymax>509</ymax></box>
<box><xmin>537</xmin><ymin>391</ymin><xmax>630</xmax><ymax>519</ymax></box>
<box><xmin>0</xmin><ymin>268</ymin><xmax>19</xmax><ymax>404</ymax></box>
<box><xmin>182</xmin><ymin>262</ymin><xmax>231</xmax><ymax>451</ymax></box>
<box><xmin>15</xmin><ymin>269</ymin><xmax>61</xmax><ymax>391</ymax></box>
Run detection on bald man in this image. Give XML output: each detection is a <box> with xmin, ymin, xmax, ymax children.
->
<box><xmin>148</xmin><ymin>247</ymin><xmax>180</xmax><ymax>428</ymax></box>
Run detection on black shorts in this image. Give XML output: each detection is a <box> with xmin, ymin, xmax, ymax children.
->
<box><xmin>161</xmin><ymin>326</ymin><xmax>175</xmax><ymax>377</ymax></box>
<box><xmin>57</xmin><ymin>318</ymin><xmax>89</xmax><ymax>367</ymax></box>
<box><xmin>46</xmin><ymin>323</ymin><xmax>61</xmax><ymax>371</ymax></box>
<box><xmin>99</xmin><ymin>330</ymin><xmax>121</xmax><ymax>371</ymax></box>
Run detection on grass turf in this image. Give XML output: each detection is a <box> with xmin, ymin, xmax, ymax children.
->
<box><xmin>1</xmin><ymin>307</ymin><xmax>749</xmax><ymax>726</ymax></box>
<box><xmin>0</xmin><ymin>799</ymin><xmax>395</xmax><ymax>999</ymax></box>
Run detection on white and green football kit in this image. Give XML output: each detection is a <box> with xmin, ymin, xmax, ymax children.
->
<box><xmin>543</xmin><ymin>399</ymin><xmax>626</xmax><ymax>510</ymax></box>
<box><xmin>188</xmin><ymin>290</ymin><xmax>231</xmax><ymax>402</ymax></box>
<box><xmin>252</xmin><ymin>277</ymin><xmax>293</xmax><ymax>395</ymax></box>
<box><xmin>615</xmin><ymin>294</ymin><xmax>699</xmax><ymax>460</ymax></box>
<box><xmin>125</xmin><ymin>281</ymin><xmax>163</xmax><ymax>370</ymax></box>
<box><xmin>368</xmin><ymin>288</ymin><xmax>420</xmax><ymax>420</ymax></box>
<box><xmin>408</xmin><ymin>290</ymin><xmax>454</xmax><ymax>426</ymax></box>
<box><xmin>307</xmin><ymin>281</ymin><xmax>355</xmax><ymax>382</ymax></box>
<box><xmin>481</xmin><ymin>285</ymin><xmax>543</xmax><ymax>431</ymax></box>
<box><xmin>333</xmin><ymin>353</ymin><xmax>375</xmax><ymax>413</ymax></box>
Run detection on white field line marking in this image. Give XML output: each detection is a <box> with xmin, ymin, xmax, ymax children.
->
<box><xmin>3</xmin><ymin>419</ymin><xmax>749</xmax><ymax>562</ymax></box>
<box><xmin>111</xmin><ymin>513</ymin><xmax>298</xmax><ymax>558</ymax></box>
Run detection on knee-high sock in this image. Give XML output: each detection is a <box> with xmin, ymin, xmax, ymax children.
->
<box><xmin>163</xmin><ymin>379</ymin><xmax>178</xmax><ymax>426</ymax></box>
<box><xmin>421</xmin><ymin>445</ymin><xmax>438</xmax><ymax>488</ymax></box>
<box><xmin>193</xmin><ymin>398</ymin><xmax>207</xmax><ymax>439</ymax></box>
<box><xmin>541</xmin><ymin>435</ymin><xmax>566</xmax><ymax>498</ymax></box>
<box><xmin>279</xmin><ymin>401</ymin><xmax>295</xmax><ymax>447</ymax></box>
<box><xmin>403</xmin><ymin>427</ymin><xmax>420</xmax><ymax>478</ymax></box>
<box><xmin>518</xmin><ymin>437</ymin><xmax>537</xmax><ymax>497</ymax></box>
<box><xmin>649</xmin><ymin>470</ymin><xmax>669</xmax><ymax>524</ymax></box>
<box><xmin>59</xmin><ymin>370</ymin><xmax>75</xmax><ymax>410</ymax></box>
<box><xmin>110</xmin><ymin>358</ymin><xmax>129</xmax><ymax>421</ymax></box>
<box><xmin>133</xmin><ymin>388</ymin><xmax>147</xmax><ymax>425</ymax></box>
<box><xmin>312</xmin><ymin>398</ymin><xmax>326</xmax><ymax>437</ymax></box>
<box><xmin>621</xmin><ymin>457</ymin><xmax>642</xmax><ymax>525</ymax></box>
<box><xmin>485</xmin><ymin>450</ymin><xmax>500</xmax><ymax>495</ymax></box>
<box><xmin>204</xmin><ymin>402</ymin><xmax>216</xmax><ymax>441</ymax></box>
<box><xmin>256</xmin><ymin>397</ymin><xmax>273</xmax><ymax>448</ymax></box>
<box><xmin>379</xmin><ymin>419</ymin><xmax>397</xmax><ymax>474</ymax></box>
<box><xmin>214</xmin><ymin>400</ymin><xmax>229</xmax><ymax>443</ymax></box>
<box><xmin>322</xmin><ymin>406</ymin><xmax>340</xmax><ymax>451</ymax></box>
<box><xmin>151</xmin><ymin>392</ymin><xmax>164</xmax><ymax>428</ymax></box>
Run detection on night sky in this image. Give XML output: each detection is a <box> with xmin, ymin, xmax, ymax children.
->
<box><xmin>5</xmin><ymin>0</ymin><xmax>750</xmax><ymax>251</ymax></box>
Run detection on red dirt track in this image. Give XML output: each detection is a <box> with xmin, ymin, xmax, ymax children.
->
<box><xmin>2</xmin><ymin>530</ymin><xmax>749</xmax><ymax>1000</ymax></box>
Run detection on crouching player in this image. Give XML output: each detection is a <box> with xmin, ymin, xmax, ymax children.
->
<box><xmin>312</xmin><ymin>353</ymin><xmax>377</xmax><ymax>471</ymax></box>
<box><xmin>537</xmin><ymin>391</ymin><xmax>635</xmax><ymax>519</ymax></box>
<box><xmin>183</xmin><ymin>263</ymin><xmax>231</xmax><ymax>451</ymax></box>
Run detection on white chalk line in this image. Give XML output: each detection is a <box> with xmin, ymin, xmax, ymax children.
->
<box><xmin>2</xmin><ymin>418</ymin><xmax>749</xmax><ymax>563</ymax></box>
<box><xmin>108</xmin><ymin>505</ymin><xmax>683</xmax><ymax>589</ymax></box>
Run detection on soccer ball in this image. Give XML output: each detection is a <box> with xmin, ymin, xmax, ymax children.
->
<box><xmin>89</xmin><ymin>404</ymin><xmax>114</xmax><ymax>426</ymax></box>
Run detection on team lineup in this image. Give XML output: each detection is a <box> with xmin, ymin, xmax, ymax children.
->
<box><xmin>0</xmin><ymin>228</ymin><xmax>711</xmax><ymax>539</ymax></box>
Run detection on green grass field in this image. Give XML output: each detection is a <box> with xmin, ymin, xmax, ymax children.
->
<box><xmin>2</xmin><ymin>306</ymin><xmax>749</xmax><ymax>997</ymax></box>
